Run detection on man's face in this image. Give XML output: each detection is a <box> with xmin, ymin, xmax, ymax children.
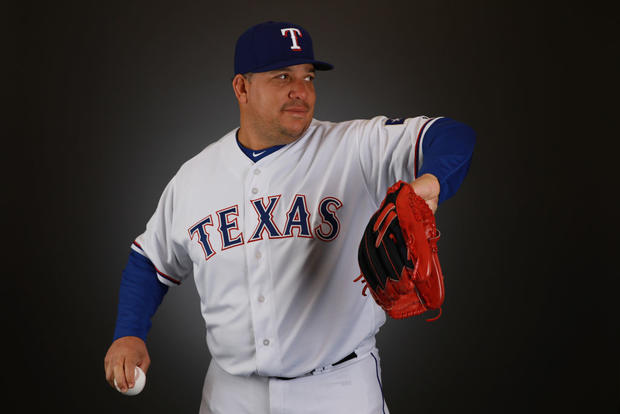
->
<box><xmin>243</xmin><ymin>63</ymin><xmax>316</xmax><ymax>144</ymax></box>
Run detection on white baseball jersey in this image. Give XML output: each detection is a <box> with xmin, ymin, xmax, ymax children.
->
<box><xmin>132</xmin><ymin>115</ymin><xmax>441</xmax><ymax>378</ymax></box>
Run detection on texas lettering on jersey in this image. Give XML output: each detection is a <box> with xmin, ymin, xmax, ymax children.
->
<box><xmin>188</xmin><ymin>194</ymin><xmax>343</xmax><ymax>260</ymax></box>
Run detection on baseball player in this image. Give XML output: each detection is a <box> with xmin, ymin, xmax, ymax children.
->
<box><xmin>104</xmin><ymin>21</ymin><xmax>475</xmax><ymax>414</ymax></box>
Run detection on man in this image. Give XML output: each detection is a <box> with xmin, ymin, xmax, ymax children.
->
<box><xmin>104</xmin><ymin>21</ymin><xmax>475</xmax><ymax>413</ymax></box>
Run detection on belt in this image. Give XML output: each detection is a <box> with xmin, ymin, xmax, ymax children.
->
<box><xmin>273</xmin><ymin>352</ymin><xmax>357</xmax><ymax>380</ymax></box>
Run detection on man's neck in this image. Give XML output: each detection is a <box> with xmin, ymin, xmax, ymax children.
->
<box><xmin>235</xmin><ymin>131</ymin><xmax>285</xmax><ymax>162</ymax></box>
<box><xmin>237</xmin><ymin>118</ymin><xmax>311</xmax><ymax>150</ymax></box>
<box><xmin>237</xmin><ymin>127</ymin><xmax>284</xmax><ymax>150</ymax></box>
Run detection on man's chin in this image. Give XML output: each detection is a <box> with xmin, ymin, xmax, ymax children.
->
<box><xmin>280</xmin><ymin>119</ymin><xmax>312</xmax><ymax>140</ymax></box>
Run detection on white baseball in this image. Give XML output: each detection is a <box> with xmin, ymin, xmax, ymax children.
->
<box><xmin>114</xmin><ymin>366</ymin><xmax>146</xmax><ymax>396</ymax></box>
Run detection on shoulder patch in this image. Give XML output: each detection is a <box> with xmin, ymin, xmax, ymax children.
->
<box><xmin>385</xmin><ymin>118</ymin><xmax>405</xmax><ymax>125</ymax></box>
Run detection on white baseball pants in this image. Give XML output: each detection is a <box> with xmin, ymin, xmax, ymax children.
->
<box><xmin>199</xmin><ymin>349</ymin><xmax>389</xmax><ymax>414</ymax></box>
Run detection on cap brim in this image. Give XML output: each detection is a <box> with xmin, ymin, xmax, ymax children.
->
<box><xmin>251</xmin><ymin>58</ymin><xmax>334</xmax><ymax>73</ymax></box>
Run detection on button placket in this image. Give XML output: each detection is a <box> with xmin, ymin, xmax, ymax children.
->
<box><xmin>244</xmin><ymin>165</ymin><xmax>278</xmax><ymax>374</ymax></box>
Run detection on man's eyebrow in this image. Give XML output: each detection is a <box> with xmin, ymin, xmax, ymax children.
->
<box><xmin>268</xmin><ymin>66</ymin><xmax>316</xmax><ymax>73</ymax></box>
<box><xmin>269</xmin><ymin>67</ymin><xmax>292</xmax><ymax>73</ymax></box>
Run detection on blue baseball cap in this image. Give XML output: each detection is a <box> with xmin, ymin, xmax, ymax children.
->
<box><xmin>234</xmin><ymin>21</ymin><xmax>334</xmax><ymax>75</ymax></box>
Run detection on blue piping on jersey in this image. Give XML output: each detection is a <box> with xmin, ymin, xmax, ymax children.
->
<box><xmin>371</xmin><ymin>352</ymin><xmax>387</xmax><ymax>414</ymax></box>
<box><xmin>236</xmin><ymin>130</ymin><xmax>286</xmax><ymax>162</ymax></box>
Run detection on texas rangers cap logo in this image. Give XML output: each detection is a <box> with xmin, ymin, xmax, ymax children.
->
<box><xmin>281</xmin><ymin>27</ymin><xmax>303</xmax><ymax>51</ymax></box>
<box><xmin>234</xmin><ymin>21</ymin><xmax>333</xmax><ymax>75</ymax></box>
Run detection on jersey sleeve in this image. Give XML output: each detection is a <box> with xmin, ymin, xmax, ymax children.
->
<box><xmin>113</xmin><ymin>250</ymin><xmax>169</xmax><ymax>341</ymax></box>
<box><xmin>356</xmin><ymin>115</ymin><xmax>441</xmax><ymax>205</ymax></box>
<box><xmin>417</xmin><ymin>117</ymin><xmax>476</xmax><ymax>204</ymax></box>
<box><xmin>131</xmin><ymin>175</ymin><xmax>193</xmax><ymax>287</ymax></box>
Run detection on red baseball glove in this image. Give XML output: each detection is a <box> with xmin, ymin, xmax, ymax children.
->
<box><xmin>355</xmin><ymin>180</ymin><xmax>444</xmax><ymax>321</ymax></box>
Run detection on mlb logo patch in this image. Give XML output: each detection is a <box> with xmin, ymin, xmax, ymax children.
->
<box><xmin>385</xmin><ymin>118</ymin><xmax>405</xmax><ymax>125</ymax></box>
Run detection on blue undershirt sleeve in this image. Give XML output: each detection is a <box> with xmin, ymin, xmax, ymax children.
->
<box><xmin>417</xmin><ymin>118</ymin><xmax>476</xmax><ymax>204</ymax></box>
<box><xmin>113</xmin><ymin>250</ymin><xmax>169</xmax><ymax>341</ymax></box>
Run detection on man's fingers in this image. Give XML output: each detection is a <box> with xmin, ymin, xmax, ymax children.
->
<box><xmin>125</xmin><ymin>360</ymin><xmax>137</xmax><ymax>388</ymax></box>
<box><xmin>104</xmin><ymin>356</ymin><xmax>119</xmax><ymax>388</ymax></box>
<box><xmin>113</xmin><ymin>361</ymin><xmax>128</xmax><ymax>392</ymax></box>
<box><xmin>410</xmin><ymin>174</ymin><xmax>440</xmax><ymax>208</ymax></box>
<box><xmin>139</xmin><ymin>360</ymin><xmax>150</xmax><ymax>375</ymax></box>
<box><xmin>106</xmin><ymin>364</ymin><xmax>115</xmax><ymax>388</ymax></box>
<box><xmin>426</xmin><ymin>197</ymin><xmax>438</xmax><ymax>214</ymax></box>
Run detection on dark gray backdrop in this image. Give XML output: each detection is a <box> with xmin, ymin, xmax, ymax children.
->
<box><xmin>10</xmin><ymin>1</ymin><xmax>617</xmax><ymax>413</ymax></box>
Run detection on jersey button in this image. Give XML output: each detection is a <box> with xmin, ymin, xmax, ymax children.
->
<box><xmin>254</xmin><ymin>169</ymin><xmax>261</xmax><ymax>175</ymax></box>
<box><xmin>251</xmin><ymin>187</ymin><xmax>258</xmax><ymax>194</ymax></box>
<box><xmin>258</xmin><ymin>295</ymin><xmax>265</xmax><ymax>303</ymax></box>
<box><xmin>263</xmin><ymin>339</ymin><xmax>270</xmax><ymax>346</ymax></box>
<box><xmin>255</xmin><ymin>251</ymin><xmax>262</xmax><ymax>259</ymax></box>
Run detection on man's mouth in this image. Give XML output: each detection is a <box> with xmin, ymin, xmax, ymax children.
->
<box><xmin>282</xmin><ymin>104</ymin><xmax>309</xmax><ymax>113</ymax></box>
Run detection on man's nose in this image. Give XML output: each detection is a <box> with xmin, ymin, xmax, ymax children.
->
<box><xmin>288</xmin><ymin>78</ymin><xmax>309</xmax><ymax>100</ymax></box>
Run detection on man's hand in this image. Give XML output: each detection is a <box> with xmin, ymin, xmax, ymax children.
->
<box><xmin>410</xmin><ymin>173</ymin><xmax>440</xmax><ymax>213</ymax></box>
<box><xmin>104</xmin><ymin>336</ymin><xmax>150</xmax><ymax>393</ymax></box>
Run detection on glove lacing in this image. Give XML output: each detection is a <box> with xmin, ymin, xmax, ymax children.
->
<box><xmin>353</xmin><ymin>274</ymin><xmax>369</xmax><ymax>296</ymax></box>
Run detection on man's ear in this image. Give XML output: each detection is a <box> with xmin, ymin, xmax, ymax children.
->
<box><xmin>232</xmin><ymin>74</ymin><xmax>250</xmax><ymax>104</ymax></box>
